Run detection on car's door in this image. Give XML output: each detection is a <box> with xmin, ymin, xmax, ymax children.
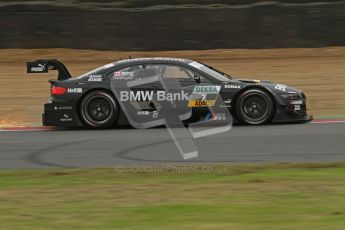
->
<box><xmin>109</xmin><ymin>64</ymin><xmax>163</xmax><ymax>113</ymax></box>
<box><xmin>158</xmin><ymin>64</ymin><xmax>218</xmax><ymax>118</ymax></box>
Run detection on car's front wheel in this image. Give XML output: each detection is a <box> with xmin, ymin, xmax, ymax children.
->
<box><xmin>235</xmin><ymin>88</ymin><xmax>274</xmax><ymax>125</ymax></box>
<box><xmin>80</xmin><ymin>90</ymin><xmax>118</xmax><ymax>128</ymax></box>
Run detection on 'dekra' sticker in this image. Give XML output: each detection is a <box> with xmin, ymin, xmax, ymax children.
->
<box><xmin>188</xmin><ymin>85</ymin><xmax>220</xmax><ymax>107</ymax></box>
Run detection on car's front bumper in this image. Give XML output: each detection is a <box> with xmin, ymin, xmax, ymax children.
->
<box><xmin>273</xmin><ymin>97</ymin><xmax>313</xmax><ymax>123</ymax></box>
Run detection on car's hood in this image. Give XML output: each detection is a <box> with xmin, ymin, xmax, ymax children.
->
<box><xmin>237</xmin><ymin>79</ymin><xmax>303</xmax><ymax>94</ymax></box>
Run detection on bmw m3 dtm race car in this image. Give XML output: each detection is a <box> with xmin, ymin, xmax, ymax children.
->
<box><xmin>27</xmin><ymin>57</ymin><xmax>312</xmax><ymax>128</ymax></box>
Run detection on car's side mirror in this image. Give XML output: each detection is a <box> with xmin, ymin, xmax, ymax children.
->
<box><xmin>194</xmin><ymin>75</ymin><xmax>201</xmax><ymax>84</ymax></box>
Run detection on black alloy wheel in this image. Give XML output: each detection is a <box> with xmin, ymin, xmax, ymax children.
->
<box><xmin>236</xmin><ymin>88</ymin><xmax>274</xmax><ymax>125</ymax></box>
<box><xmin>80</xmin><ymin>91</ymin><xmax>118</xmax><ymax>128</ymax></box>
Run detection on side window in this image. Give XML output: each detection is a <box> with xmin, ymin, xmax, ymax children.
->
<box><xmin>161</xmin><ymin>65</ymin><xmax>211</xmax><ymax>84</ymax></box>
<box><xmin>109</xmin><ymin>64</ymin><xmax>211</xmax><ymax>83</ymax></box>
<box><xmin>161</xmin><ymin>65</ymin><xmax>194</xmax><ymax>80</ymax></box>
<box><xmin>110</xmin><ymin>64</ymin><xmax>160</xmax><ymax>80</ymax></box>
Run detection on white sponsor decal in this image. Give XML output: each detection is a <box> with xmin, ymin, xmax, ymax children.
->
<box><xmin>67</xmin><ymin>88</ymin><xmax>82</xmax><ymax>93</ymax></box>
<box><xmin>120</xmin><ymin>90</ymin><xmax>189</xmax><ymax>102</ymax></box>
<box><xmin>224</xmin><ymin>85</ymin><xmax>241</xmax><ymax>89</ymax></box>
<box><xmin>88</xmin><ymin>75</ymin><xmax>103</xmax><ymax>82</ymax></box>
<box><xmin>224</xmin><ymin>99</ymin><xmax>232</xmax><ymax>104</ymax></box>
<box><xmin>275</xmin><ymin>84</ymin><xmax>287</xmax><ymax>92</ymax></box>
<box><xmin>113</xmin><ymin>71</ymin><xmax>134</xmax><ymax>79</ymax></box>
<box><xmin>30</xmin><ymin>64</ymin><xmax>45</xmax><ymax>72</ymax></box>
<box><xmin>54</xmin><ymin>106</ymin><xmax>72</xmax><ymax>110</ymax></box>
<box><xmin>192</xmin><ymin>85</ymin><xmax>221</xmax><ymax>94</ymax></box>
<box><xmin>60</xmin><ymin>113</ymin><xmax>72</xmax><ymax>122</ymax></box>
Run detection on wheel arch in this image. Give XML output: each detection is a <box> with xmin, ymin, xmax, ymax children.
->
<box><xmin>78</xmin><ymin>86</ymin><xmax>117</xmax><ymax>105</ymax></box>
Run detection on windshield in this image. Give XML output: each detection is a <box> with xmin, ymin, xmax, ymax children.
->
<box><xmin>189</xmin><ymin>61</ymin><xmax>232</xmax><ymax>82</ymax></box>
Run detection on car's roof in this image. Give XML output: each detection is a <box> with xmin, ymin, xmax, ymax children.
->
<box><xmin>113</xmin><ymin>57</ymin><xmax>194</xmax><ymax>66</ymax></box>
<box><xmin>76</xmin><ymin>57</ymin><xmax>195</xmax><ymax>79</ymax></box>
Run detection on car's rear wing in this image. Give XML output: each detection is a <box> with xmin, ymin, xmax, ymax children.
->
<box><xmin>27</xmin><ymin>59</ymin><xmax>72</xmax><ymax>81</ymax></box>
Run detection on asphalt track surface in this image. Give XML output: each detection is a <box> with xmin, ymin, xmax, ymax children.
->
<box><xmin>0</xmin><ymin>122</ymin><xmax>344</xmax><ymax>169</ymax></box>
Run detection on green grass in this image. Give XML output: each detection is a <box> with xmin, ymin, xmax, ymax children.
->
<box><xmin>1</xmin><ymin>163</ymin><xmax>345</xmax><ymax>229</ymax></box>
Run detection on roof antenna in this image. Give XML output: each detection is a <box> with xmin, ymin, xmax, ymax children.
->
<box><xmin>129</xmin><ymin>55</ymin><xmax>132</xmax><ymax>59</ymax></box>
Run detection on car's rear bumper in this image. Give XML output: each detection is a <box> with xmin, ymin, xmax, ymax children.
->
<box><xmin>42</xmin><ymin>101</ymin><xmax>83</xmax><ymax>127</ymax></box>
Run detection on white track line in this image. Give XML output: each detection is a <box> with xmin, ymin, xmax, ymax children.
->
<box><xmin>311</xmin><ymin>120</ymin><xmax>345</xmax><ymax>124</ymax></box>
<box><xmin>1</xmin><ymin>120</ymin><xmax>345</xmax><ymax>131</ymax></box>
<box><xmin>0</xmin><ymin>127</ymin><xmax>51</xmax><ymax>132</ymax></box>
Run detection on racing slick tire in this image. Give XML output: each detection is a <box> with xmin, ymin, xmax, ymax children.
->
<box><xmin>80</xmin><ymin>90</ymin><xmax>118</xmax><ymax>128</ymax></box>
<box><xmin>235</xmin><ymin>88</ymin><xmax>274</xmax><ymax>125</ymax></box>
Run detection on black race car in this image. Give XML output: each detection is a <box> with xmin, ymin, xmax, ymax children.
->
<box><xmin>27</xmin><ymin>58</ymin><xmax>312</xmax><ymax>128</ymax></box>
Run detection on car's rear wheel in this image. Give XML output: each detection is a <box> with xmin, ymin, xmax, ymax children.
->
<box><xmin>235</xmin><ymin>88</ymin><xmax>274</xmax><ymax>125</ymax></box>
<box><xmin>80</xmin><ymin>90</ymin><xmax>118</xmax><ymax>128</ymax></box>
